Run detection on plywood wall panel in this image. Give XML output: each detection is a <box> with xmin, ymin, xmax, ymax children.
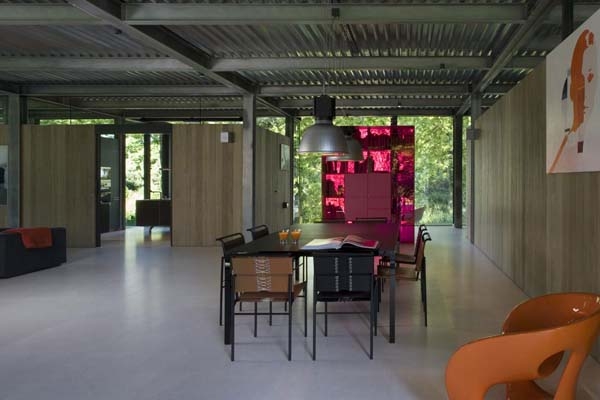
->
<box><xmin>21</xmin><ymin>125</ymin><xmax>96</xmax><ymax>247</ymax></box>
<box><xmin>474</xmin><ymin>62</ymin><xmax>600</xmax><ymax>358</ymax></box>
<box><xmin>172</xmin><ymin>124</ymin><xmax>243</xmax><ymax>246</ymax></box>
<box><xmin>474</xmin><ymin>63</ymin><xmax>547</xmax><ymax>295</ymax></box>
<box><xmin>254</xmin><ymin>127</ymin><xmax>291</xmax><ymax>232</ymax></box>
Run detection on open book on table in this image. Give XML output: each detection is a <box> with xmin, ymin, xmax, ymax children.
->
<box><xmin>301</xmin><ymin>235</ymin><xmax>379</xmax><ymax>250</ymax></box>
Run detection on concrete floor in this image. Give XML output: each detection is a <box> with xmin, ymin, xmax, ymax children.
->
<box><xmin>0</xmin><ymin>226</ymin><xmax>598</xmax><ymax>400</ymax></box>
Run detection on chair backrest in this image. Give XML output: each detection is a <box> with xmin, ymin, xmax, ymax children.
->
<box><xmin>412</xmin><ymin>224</ymin><xmax>428</xmax><ymax>257</ymax></box>
<box><xmin>215</xmin><ymin>233</ymin><xmax>246</xmax><ymax>257</ymax></box>
<box><xmin>414</xmin><ymin>231</ymin><xmax>431</xmax><ymax>272</ymax></box>
<box><xmin>246</xmin><ymin>224</ymin><xmax>269</xmax><ymax>240</ymax></box>
<box><xmin>231</xmin><ymin>256</ymin><xmax>293</xmax><ymax>293</ymax></box>
<box><xmin>313</xmin><ymin>253</ymin><xmax>374</xmax><ymax>293</ymax></box>
<box><xmin>445</xmin><ymin>293</ymin><xmax>600</xmax><ymax>400</ymax></box>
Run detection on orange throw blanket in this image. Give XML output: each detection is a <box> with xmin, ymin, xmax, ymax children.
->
<box><xmin>3</xmin><ymin>227</ymin><xmax>53</xmax><ymax>249</ymax></box>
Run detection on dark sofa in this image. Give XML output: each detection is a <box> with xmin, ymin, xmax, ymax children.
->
<box><xmin>0</xmin><ymin>227</ymin><xmax>67</xmax><ymax>278</ymax></box>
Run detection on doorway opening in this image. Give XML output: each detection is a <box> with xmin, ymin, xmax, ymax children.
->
<box><xmin>96</xmin><ymin>124</ymin><xmax>172</xmax><ymax>245</ymax></box>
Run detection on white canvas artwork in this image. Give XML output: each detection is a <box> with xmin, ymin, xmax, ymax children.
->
<box><xmin>547</xmin><ymin>8</ymin><xmax>600</xmax><ymax>173</ymax></box>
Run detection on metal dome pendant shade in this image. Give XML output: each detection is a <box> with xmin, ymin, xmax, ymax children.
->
<box><xmin>298</xmin><ymin>95</ymin><xmax>348</xmax><ymax>154</ymax></box>
<box><xmin>327</xmin><ymin>135</ymin><xmax>364</xmax><ymax>161</ymax></box>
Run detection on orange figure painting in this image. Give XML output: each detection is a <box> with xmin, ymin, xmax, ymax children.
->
<box><xmin>549</xmin><ymin>29</ymin><xmax>597</xmax><ymax>173</ymax></box>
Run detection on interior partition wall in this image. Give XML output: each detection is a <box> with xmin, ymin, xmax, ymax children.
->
<box><xmin>21</xmin><ymin>125</ymin><xmax>97</xmax><ymax>247</ymax></box>
<box><xmin>473</xmin><ymin>61</ymin><xmax>600</xmax><ymax>359</ymax></box>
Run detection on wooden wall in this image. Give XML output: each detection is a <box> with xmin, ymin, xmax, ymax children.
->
<box><xmin>0</xmin><ymin>125</ymin><xmax>7</xmax><ymax>227</ymax></box>
<box><xmin>255</xmin><ymin>127</ymin><xmax>291</xmax><ymax>232</ymax></box>
<box><xmin>21</xmin><ymin>125</ymin><xmax>96</xmax><ymax>247</ymax></box>
<box><xmin>171</xmin><ymin>124</ymin><xmax>243</xmax><ymax>246</ymax></box>
<box><xmin>474</xmin><ymin>61</ymin><xmax>600</xmax><ymax>358</ymax></box>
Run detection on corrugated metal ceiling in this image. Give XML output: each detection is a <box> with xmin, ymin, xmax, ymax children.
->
<box><xmin>0</xmin><ymin>0</ymin><xmax>594</xmax><ymax>116</ymax></box>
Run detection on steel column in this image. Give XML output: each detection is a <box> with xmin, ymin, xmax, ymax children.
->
<box><xmin>562</xmin><ymin>0</ymin><xmax>574</xmax><ymax>40</ymax></box>
<box><xmin>242</xmin><ymin>94</ymin><xmax>256</xmax><ymax>234</ymax></box>
<box><xmin>468</xmin><ymin>92</ymin><xmax>482</xmax><ymax>243</ymax></box>
<box><xmin>7</xmin><ymin>94</ymin><xmax>20</xmax><ymax>227</ymax></box>
<box><xmin>452</xmin><ymin>115</ymin><xmax>463</xmax><ymax>229</ymax></box>
<box><xmin>285</xmin><ymin>115</ymin><xmax>295</xmax><ymax>225</ymax></box>
<box><xmin>143</xmin><ymin>133</ymin><xmax>151</xmax><ymax>199</ymax></box>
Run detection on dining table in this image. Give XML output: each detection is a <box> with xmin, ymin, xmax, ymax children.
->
<box><xmin>223</xmin><ymin>222</ymin><xmax>401</xmax><ymax>345</ymax></box>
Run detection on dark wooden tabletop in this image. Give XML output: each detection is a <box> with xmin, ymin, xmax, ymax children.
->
<box><xmin>229</xmin><ymin>222</ymin><xmax>398</xmax><ymax>257</ymax></box>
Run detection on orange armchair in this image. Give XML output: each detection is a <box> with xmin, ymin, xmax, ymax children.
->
<box><xmin>445</xmin><ymin>293</ymin><xmax>600</xmax><ymax>400</ymax></box>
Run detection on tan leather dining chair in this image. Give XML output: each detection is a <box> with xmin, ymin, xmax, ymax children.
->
<box><xmin>230</xmin><ymin>256</ymin><xmax>307</xmax><ymax>361</ymax></box>
<box><xmin>445</xmin><ymin>292</ymin><xmax>600</xmax><ymax>400</ymax></box>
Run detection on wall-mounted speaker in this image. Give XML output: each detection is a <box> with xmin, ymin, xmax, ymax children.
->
<box><xmin>466</xmin><ymin>127</ymin><xmax>481</xmax><ymax>141</ymax></box>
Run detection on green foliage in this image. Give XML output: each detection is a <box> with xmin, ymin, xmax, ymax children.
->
<box><xmin>124</xmin><ymin>134</ymin><xmax>163</xmax><ymax>223</ymax></box>
<box><xmin>396</xmin><ymin>116</ymin><xmax>454</xmax><ymax>225</ymax></box>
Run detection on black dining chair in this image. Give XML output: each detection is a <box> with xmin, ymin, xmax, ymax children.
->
<box><xmin>312</xmin><ymin>253</ymin><xmax>378</xmax><ymax>360</ymax></box>
<box><xmin>215</xmin><ymin>232</ymin><xmax>246</xmax><ymax>326</ymax></box>
<box><xmin>378</xmin><ymin>230</ymin><xmax>432</xmax><ymax>326</ymax></box>
<box><xmin>246</xmin><ymin>224</ymin><xmax>269</xmax><ymax>240</ymax></box>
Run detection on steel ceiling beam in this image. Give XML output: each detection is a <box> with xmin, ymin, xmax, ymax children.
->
<box><xmin>0</xmin><ymin>57</ymin><xmax>189</xmax><ymax>72</ymax></box>
<box><xmin>30</xmin><ymin>97</ymin><xmax>134</xmax><ymax>121</ymax></box>
<box><xmin>264</xmin><ymin>84</ymin><xmax>512</xmax><ymax>97</ymax></box>
<box><xmin>211</xmin><ymin>56</ymin><xmax>542</xmax><ymax>71</ymax></box>
<box><xmin>0</xmin><ymin>81</ymin><xmax>20</xmax><ymax>95</ymax></box>
<box><xmin>0</xmin><ymin>4</ymin><xmax>100</xmax><ymax>25</ymax></box>
<box><xmin>279</xmin><ymin>98</ymin><xmax>496</xmax><ymax>109</ymax></box>
<box><xmin>0</xmin><ymin>3</ymin><xmax>597</xmax><ymax>26</ymax></box>
<box><xmin>475</xmin><ymin>0</ymin><xmax>557</xmax><ymax>94</ymax></box>
<box><xmin>457</xmin><ymin>0</ymin><xmax>557</xmax><ymax>115</ymax></box>
<box><xmin>0</xmin><ymin>56</ymin><xmax>542</xmax><ymax>72</ymax></box>
<box><xmin>28</xmin><ymin>108</ymin><xmax>456</xmax><ymax>119</ymax></box>
<box><xmin>51</xmin><ymin>96</ymin><xmax>494</xmax><ymax>110</ymax></box>
<box><xmin>19</xmin><ymin>83</ymin><xmax>513</xmax><ymax>97</ymax></box>
<box><xmin>64</xmin><ymin>0</ymin><xmax>290</xmax><ymax>117</ymax></box>
<box><xmin>123</xmin><ymin>4</ymin><xmax>527</xmax><ymax>25</ymax></box>
<box><xmin>22</xmin><ymin>85</ymin><xmax>240</xmax><ymax>97</ymax></box>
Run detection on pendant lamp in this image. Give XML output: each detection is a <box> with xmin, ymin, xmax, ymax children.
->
<box><xmin>298</xmin><ymin>95</ymin><xmax>348</xmax><ymax>155</ymax></box>
<box><xmin>326</xmin><ymin>134</ymin><xmax>364</xmax><ymax>161</ymax></box>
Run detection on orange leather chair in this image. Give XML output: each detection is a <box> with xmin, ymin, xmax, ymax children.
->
<box><xmin>446</xmin><ymin>293</ymin><xmax>600</xmax><ymax>400</ymax></box>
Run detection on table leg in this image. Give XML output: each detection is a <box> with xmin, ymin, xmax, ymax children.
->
<box><xmin>389</xmin><ymin>264</ymin><xmax>396</xmax><ymax>343</ymax></box>
<box><xmin>224</xmin><ymin>264</ymin><xmax>232</xmax><ymax>345</ymax></box>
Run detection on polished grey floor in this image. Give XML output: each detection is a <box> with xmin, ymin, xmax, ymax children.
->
<box><xmin>0</xmin><ymin>227</ymin><xmax>598</xmax><ymax>400</ymax></box>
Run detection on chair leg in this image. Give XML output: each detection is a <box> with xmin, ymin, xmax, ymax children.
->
<box><xmin>312</xmin><ymin>286</ymin><xmax>317</xmax><ymax>360</ymax></box>
<box><xmin>219</xmin><ymin>258</ymin><xmax>224</xmax><ymax>326</ymax></box>
<box><xmin>284</xmin><ymin>302</ymin><xmax>287</xmax><ymax>312</ymax></box>
<box><xmin>294</xmin><ymin>260</ymin><xmax>300</xmax><ymax>281</ymax></box>
<box><xmin>324</xmin><ymin>302</ymin><xmax>328</xmax><ymax>337</ymax></box>
<box><xmin>304</xmin><ymin>288</ymin><xmax>307</xmax><ymax>338</ymax></box>
<box><xmin>370</xmin><ymin>291</ymin><xmax>374</xmax><ymax>360</ymax></box>
<box><xmin>374</xmin><ymin>282</ymin><xmax>378</xmax><ymax>337</ymax></box>
<box><xmin>288</xmin><ymin>276</ymin><xmax>293</xmax><ymax>361</ymax></box>
<box><xmin>422</xmin><ymin>258</ymin><xmax>428</xmax><ymax>327</ymax></box>
<box><xmin>231</xmin><ymin>292</ymin><xmax>235</xmax><ymax>361</ymax></box>
<box><xmin>254</xmin><ymin>302</ymin><xmax>258</xmax><ymax>337</ymax></box>
<box><xmin>269</xmin><ymin>301</ymin><xmax>272</xmax><ymax>326</ymax></box>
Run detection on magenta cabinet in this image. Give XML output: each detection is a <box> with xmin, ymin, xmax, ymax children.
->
<box><xmin>322</xmin><ymin>126</ymin><xmax>415</xmax><ymax>242</ymax></box>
